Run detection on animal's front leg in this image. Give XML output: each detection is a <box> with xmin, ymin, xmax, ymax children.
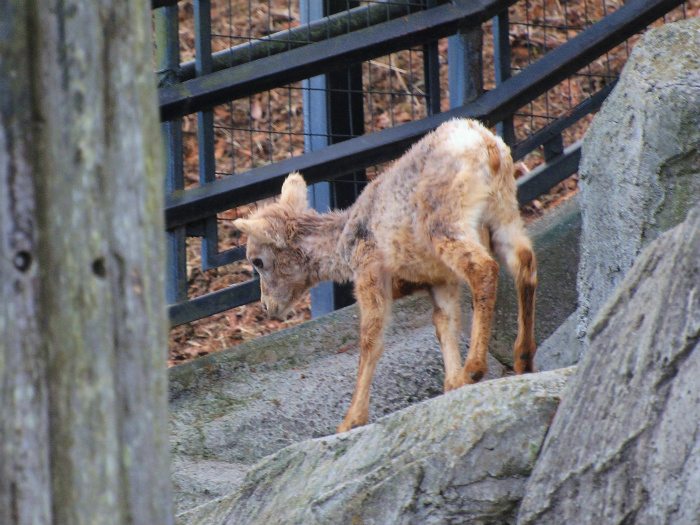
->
<box><xmin>337</xmin><ymin>265</ymin><xmax>392</xmax><ymax>433</ymax></box>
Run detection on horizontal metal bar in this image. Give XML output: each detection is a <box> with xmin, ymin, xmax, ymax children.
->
<box><xmin>516</xmin><ymin>141</ymin><xmax>582</xmax><ymax>206</ymax></box>
<box><xmin>178</xmin><ymin>0</ymin><xmax>424</xmax><ymax>82</ymax></box>
<box><xmin>158</xmin><ymin>0</ymin><xmax>514</xmax><ymax>121</ymax></box>
<box><xmin>459</xmin><ymin>0</ymin><xmax>684</xmax><ymax>127</ymax></box>
<box><xmin>200</xmin><ymin>245</ymin><xmax>247</xmax><ymax>271</ymax></box>
<box><xmin>168</xmin><ymin>278</ymin><xmax>260</xmax><ymax>327</ymax></box>
<box><xmin>510</xmin><ymin>81</ymin><xmax>615</xmax><ymax>161</ymax></box>
<box><xmin>164</xmin><ymin>0</ymin><xmax>679</xmax><ymax>231</ymax></box>
<box><xmin>165</xmin><ymin>113</ymin><xmax>448</xmax><ymax>229</ymax></box>
<box><xmin>152</xmin><ymin>0</ymin><xmax>180</xmax><ymax>9</ymax></box>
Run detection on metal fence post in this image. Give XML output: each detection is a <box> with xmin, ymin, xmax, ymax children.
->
<box><xmin>423</xmin><ymin>0</ymin><xmax>442</xmax><ymax>116</ymax></box>
<box><xmin>448</xmin><ymin>24</ymin><xmax>483</xmax><ymax>108</ymax></box>
<box><xmin>194</xmin><ymin>0</ymin><xmax>221</xmax><ymax>271</ymax></box>
<box><xmin>493</xmin><ymin>10</ymin><xmax>516</xmax><ymax>145</ymax></box>
<box><xmin>302</xmin><ymin>0</ymin><xmax>365</xmax><ymax>318</ymax></box>
<box><xmin>155</xmin><ymin>5</ymin><xmax>188</xmax><ymax>305</ymax></box>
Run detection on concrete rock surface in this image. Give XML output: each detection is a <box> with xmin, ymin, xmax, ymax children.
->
<box><xmin>517</xmin><ymin>201</ymin><xmax>700</xmax><ymax>523</ymax></box>
<box><xmin>169</xmin><ymin>293</ymin><xmax>505</xmax><ymax>514</ymax></box>
<box><xmin>169</xmin><ymin>195</ymin><xmax>580</xmax><ymax>514</ymax></box>
<box><xmin>575</xmin><ymin>17</ymin><xmax>700</xmax><ymax>346</ymax></box>
<box><xmin>178</xmin><ymin>368</ymin><xmax>574</xmax><ymax>525</ymax></box>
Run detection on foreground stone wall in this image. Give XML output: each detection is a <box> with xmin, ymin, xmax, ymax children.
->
<box><xmin>517</xmin><ymin>18</ymin><xmax>700</xmax><ymax>523</ymax></box>
<box><xmin>518</xmin><ymin>193</ymin><xmax>700</xmax><ymax>525</ymax></box>
<box><xmin>178</xmin><ymin>368</ymin><xmax>573</xmax><ymax>525</ymax></box>
<box><xmin>574</xmin><ymin>16</ymin><xmax>700</xmax><ymax>348</ymax></box>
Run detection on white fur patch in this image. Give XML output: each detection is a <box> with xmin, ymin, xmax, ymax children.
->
<box><xmin>441</xmin><ymin>121</ymin><xmax>484</xmax><ymax>157</ymax></box>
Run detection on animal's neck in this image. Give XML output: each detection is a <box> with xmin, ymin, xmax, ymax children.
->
<box><xmin>295</xmin><ymin>210</ymin><xmax>353</xmax><ymax>284</ymax></box>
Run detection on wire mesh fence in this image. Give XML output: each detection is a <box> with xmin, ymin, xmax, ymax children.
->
<box><xmin>158</xmin><ymin>0</ymin><xmax>697</xmax><ymax>364</ymax></box>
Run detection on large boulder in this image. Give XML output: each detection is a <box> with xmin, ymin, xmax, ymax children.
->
<box><xmin>169</xmin><ymin>294</ymin><xmax>506</xmax><ymax>514</ymax></box>
<box><xmin>517</xmin><ymin>201</ymin><xmax>700</xmax><ymax>523</ymax></box>
<box><xmin>178</xmin><ymin>368</ymin><xmax>574</xmax><ymax>525</ymax></box>
<box><xmin>574</xmin><ymin>17</ymin><xmax>700</xmax><ymax>349</ymax></box>
<box><xmin>169</xmin><ymin>195</ymin><xmax>581</xmax><ymax>513</ymax></box>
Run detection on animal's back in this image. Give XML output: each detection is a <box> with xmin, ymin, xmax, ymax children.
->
<box><xmin>343</xmin><ymin>119</ymin><xmax>513</xmax><ymax>281</ymax></box>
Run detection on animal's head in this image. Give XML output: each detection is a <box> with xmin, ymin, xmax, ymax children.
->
<box><xmin>233</xmin><ymin>172</ymin><xmax>313</xmax><ymax>319</ymax></box>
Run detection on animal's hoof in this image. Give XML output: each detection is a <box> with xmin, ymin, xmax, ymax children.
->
<box><xmin>515</xmin><ymin>343</ymin><xmax>537</xmax><ymax>374</ymax></box>
<box><xmin>444</xmin><ymin>376</ymin><xmax>463</xmax><ymax>392</ymax></box>
<box><xmin>336</xmin><ymin>415</ymin><xmax>366</xmax><ymax>434</ymax></box>
<box><xmin>470</xmin><ymin>370</ymin><xmax>484</xmax><ymax>382</ymax></box>
<box><xmin>514</xmin><ymin>359</ymin><xmax>536</xmax><ymax>375</ymax></box>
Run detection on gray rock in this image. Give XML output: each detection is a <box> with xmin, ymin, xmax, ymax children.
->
<box><xmin>575</xmin><ymin>17</ymin><xmax>700</xmax><ymax>346</ymax></box>
<box><xmin>534</xmin><ymin>312</ymin><xmax>583</xmax><ymax>372</ymax></box>
<box><xmin>517</xmin><ymin>202</ymin><xmax>700</xmax><ymax>523</ymax></box>
<box><xmin>169</xmin><ymin>295</ymin><xmax>507</xmax><ymax>514</ymax></box>
<box><xmin>178</xmin><ymin>367</ymin><xmax>574</xmax><ymax>525</ymax></box>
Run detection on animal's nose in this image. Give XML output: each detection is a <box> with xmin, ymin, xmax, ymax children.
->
<box><xmin>262</xmin><ymin>301</ymin><xmax>280</xmax><ymax>318</ymax></box>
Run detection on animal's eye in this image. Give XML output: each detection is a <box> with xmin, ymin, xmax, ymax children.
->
<box><xmin>251</xmin><ymin>258</ymin><xmax>264</xmax><ymax>270</ymax></box>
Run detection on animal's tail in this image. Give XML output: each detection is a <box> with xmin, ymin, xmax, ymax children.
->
<box><xmin>463</xmin><ymin>118</ymin><xmax>516</xmax><ymax>184</ymax></box>
<box><xmin>483</xmin><ymin>126</ymin><xmax>514</xmax><ymax>184</ymax></box>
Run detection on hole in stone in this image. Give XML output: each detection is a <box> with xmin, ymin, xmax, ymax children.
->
<box><xmin>92</xmin><ymin>258</ymin><xmax>107</xmax><ymax>278</ymax></box>
<box><xmin>13</xmin><ymin>251</ymin><xmax>32</xmax><ymax>273</ymax></box>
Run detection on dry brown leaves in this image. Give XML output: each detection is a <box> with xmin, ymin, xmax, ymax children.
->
<box><xmin>167</xmin><ymin>0</ymin><xmax>698</xmax><ymax>366</ymax></box>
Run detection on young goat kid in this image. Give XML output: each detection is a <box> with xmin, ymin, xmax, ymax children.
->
<box><xmin>234</xmin><ymin>118</ymin><xmax>537</xmax><ymax>433</ymax></box>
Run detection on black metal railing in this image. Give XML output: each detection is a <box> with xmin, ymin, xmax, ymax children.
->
<box><xmin>154</xmin><ymin>0</ymin><xmax>689</xmax><ymax>327</ymax></box>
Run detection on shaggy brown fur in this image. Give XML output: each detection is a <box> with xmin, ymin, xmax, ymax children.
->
<box><xmin>234</xmin><ymin>118</ymin><xmax>537</xmax><ymax>433</ymax></box>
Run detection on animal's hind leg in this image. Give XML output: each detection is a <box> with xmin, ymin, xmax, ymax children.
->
<box><xmin>432</xmin><ymin>235</ymin><xmax>499</xmax><ymax>386</ymax></box>
<box><xmin>429</xmin><ymin>283</ymin><xmax>463</xmax><ymax>392</ymax></box>
<box><xmin>514</xmin><ymin>247</ymin><xmax>537</xmax><ymax>373</ymax></box>
<box><xmin>491</xmin><ymin>223</ymin><xmax>538</xmax><ymax>374</ymax></box>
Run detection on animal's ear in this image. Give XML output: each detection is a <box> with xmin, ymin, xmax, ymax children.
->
<box><xmin>280</xmin><ymin>172</ymin><xmax>308</xmax><ymax>212</ymax></box>
<box><xmin>514</xmin><ymin>162</ymin><xmax>530</xmax><ymax>179</ymax></box>
<box><xmin>233</xmin><ymin>218</ymin><xmax>285</xmax><ymax>248</ymax></box>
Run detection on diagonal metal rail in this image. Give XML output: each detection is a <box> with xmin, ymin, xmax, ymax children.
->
<box><xmin>164</xmin><ymin>0</ymin><xmax>683</xmax><ymax>231</ymax></box>
<box><xmin>169</xmin><ymin>279</ymin><xmax>260</xmax><ymax>327</ymax></box>
<box><xmin>177</xmin><ymin>0</ymin><xmax>428</xmax><ymax>82</ymax></box>
<box><xmin>158</xmin><ymin>0</ymin><xmax>514</xmax><ymax>121</ymax></box>
<box><xmin>152</xmin><ymin>0</ymin><xmax>180</xmax><ymax>8</ymax></box>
